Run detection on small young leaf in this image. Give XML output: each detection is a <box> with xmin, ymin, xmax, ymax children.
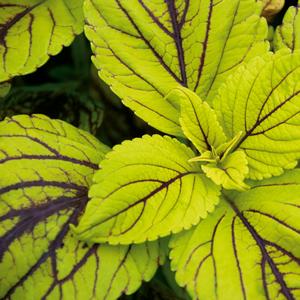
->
<box><xmin>202</xmin><ymin>151</ymin><xmax>249</xmax><ymax>191</ymax></box>
<box><xmin>84</xmin><ymin>0</ymin><xmax>268</xmax><ymax>135</ymax></box>
<box><xmin>170</xmin><ymin>169</ymin><xmax>300</xmax><ymax>300</ymax></box>
<box><xmin>0</xmin><ymin>115</ymin><xmax>164</xmax><ymax>299</ymax></box>
<box><xmin>166</xmin><ymin>86</ymin><xmax>226</xmax><ymax>153</ymax></box>
<box><xmin>214</xmin><ymin>51</ymin><xmax>300</xmax><ymax>180</ymax></box>
<box><xmin>274</xmin><ymin>5</ymin><xmax>300</xmax><ymax>52</ymax></box>
<box><xmin>74</xmin><ymin>135</ymin><xmax>220</xmax><ymax>244</ymax></box>
<box><xmin>0</xmin><ymin>1</ymin><xmax>84</xmax><ymax>82</ymax></box>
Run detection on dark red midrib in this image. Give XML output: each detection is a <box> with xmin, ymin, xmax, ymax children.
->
<box><xmin>166</xmin><ymin>0</ymin><xmax>188</xmax><ymax>86</ymax></box>
<box><xmin>79</xmin><ymin>171</ymin><xmax>198</xmax><ymax>236</ymax></box>
<box><xmin>2</xmin><ymin>194</ymin><xmax>89</xmax><ymax>299</ymax></box>
<box><xmin>194</xmin><ymin>0</ymin><xmax>213</xmax><ymax>92</ymax></box>
<box><xmin>114</xmin><ymin>0</ymin><xmax>183</xmax><ymax>84</ymax></box>
<box><xmin>235</xmin><ymin>89</ymin><xmax>300</xmax><ymax>150</ymax></box>
<box><xmin>0</xmin><ymin>153</ymin><xmax>99</xmax><ymax>170</ymax></box>
<box><xmin>0</xmin><ymin>180</ymin><xmax>86</xmax><ymax>197</ymax></box>
<box><xmin>234</xmin><ymin>64</ymin><xmax>300</xmax><ymax>149</ymax></box>
<box><xmin>187</xmin><ymin>92</ymin><xmax>211</xmax><ymax>150</ymax></box>
<box><xmin>0</xmin><ymin>193</ymin><xmax>87</xmax><ymax>260</ymax></box>
<box><xmin>225</xmin><ymin>196</ymin><xmax>295</xmax><ymax>300</ymax></box>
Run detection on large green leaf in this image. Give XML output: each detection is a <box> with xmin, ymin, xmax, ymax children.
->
<box><xmin>84</xmin><ymin>0</ymin><xmax>268</xmax><ymax>136</ymax></box>
<box><xmin>0</xmin><ymin>115</ymin><xmax>164</xmax><ymax>299</ymax></box>
<box><xmin>214</xmin><ymin>51</ymin><xmax>300</xmax><ymax>180</ymax></box>
<box><xmin>73</xmin><ymin>135</ymin><xmax>220</xmax><ymax>244</ymax></box>
<box><xmin>274</xmin><ymin>5</ymin><xmax>300</xmax><ymax>52</ymax></box>
<box><xmin>0</xmin><ymin>1</ymin><xmax>84</xmax><ymax>82</ymax></box>
<box><xmin>170</xmin><ymin>169</ymin><xmax>300</xmax><ymax>300</ymax></box>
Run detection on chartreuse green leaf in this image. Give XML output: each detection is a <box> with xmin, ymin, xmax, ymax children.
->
<box><xmin>170</xmin><ymin>169</ymin><xmax>300</xmax><ymax>300</ymax></box>
<box><xmin>0</xmin><ymin>115</ymin><xmax>164</xmax><ymax>299</ymax></box>
<box><xmin>0</xmin><ymin>1</ymin><xmax>84</xmax><ymax>82</ymax></box>
<box><xmin>274</xmin><ymin>5</ymin><xmax>300</xmax><ymax>52</ymax></box>
<box><xmin>84</xmin><ymin>0</ymin><xmax>268</xmax><ymax>136</ymax></box>
<box><xmin>73</xmin><ymin>135</ymin><xmax>220</xmax><ymax>244</ymax></box>
<box><xmin>202</xmin><ymin>151</ymin><xmax>249</xmax><ymax>191</ymax></box>
<box><xmin>165</xmin><ymin>86</ymin><xmax>226</xmax><ymax>152</ymax></box>
<box><xmin>214</xmin><ymin>51</ymin><xmax>300</xmax><ymax>180</ymax></box>
<box><xmin>166</xmin><ymin>86</ymin><xmax>249</xmax><ymax>191</ymax></box>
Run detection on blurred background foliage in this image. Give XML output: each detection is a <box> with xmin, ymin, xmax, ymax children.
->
<box><xmin>0</xmin><ymin>1</ymin><xmax>298</xmax><ymax>298</ymax></box>
<box><xmin>0</xmin><ymin>35</ymin><xmax>157</xmax><ymax>147</ymax></box>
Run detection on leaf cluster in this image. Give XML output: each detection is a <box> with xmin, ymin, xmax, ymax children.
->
<box><xmin>0</xmin><ymin>1</ymin><xmax>300</xmax><ymax>300</ymax></box>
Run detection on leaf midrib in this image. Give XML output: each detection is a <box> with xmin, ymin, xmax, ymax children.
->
<box><xmin>79</xmin><ymin>171</ymin><xmax>199</xmax><ymax>237</ymax></box>
<box><xmin>224</xmin><ymin>195</ymin><xmax>295</xmax><ymax>300</ymax></box>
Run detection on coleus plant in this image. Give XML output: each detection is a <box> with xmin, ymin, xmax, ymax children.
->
<box><xmin>73</xmin><ymin>50</ymin><xmax>300</xmax><ymax>299</ymax></box>
<box><xmin>1</xmin><ymin>1</ymin><xmax>300</xmax><ymax>300</ymax></box>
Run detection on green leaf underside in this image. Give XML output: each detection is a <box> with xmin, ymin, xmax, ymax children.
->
<box><xmin>214</xmin><ymin>51</ymin><xmax>300</xmax><ymax>180</ymax></box>
<box><xmin>202</xmin><ymin>151</ymin><xmax>249</xmax><ymax>191</ymax></box>
<box><xmin>170</xmin><ymin>169</ymin><xmax>300</xmax><ymax>300</ymax></box>
<box><xmin>84</xmin><ymin>0</ymin><xmax>268</xmax><ymax>136</ymax></box>
<box><xmin>74</xmin><ymin>135</ymin><xmax>220</xmax><ymax>244</ymax></box>
<box><xmin>0</xmin><ymin>0</ymin><xmax>84</xmax><ymax>82</ymax></box>
<box><xmin>166</xmin><ymin>86</ymin><xmax>226</xmax><ymax>153</ymax></box>
<box><xmin>274</xmin><ymin>5</ymin><xmax>300</xmax><ymax>52</ymax></box>
<box><xmin>0</xmin><ymin>115</ymin><xmax>164</xmax><ymax>299</ymax></box>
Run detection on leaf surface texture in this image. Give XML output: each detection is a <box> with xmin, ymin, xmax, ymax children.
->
<box><xmin>170</xmin><ymin>169</ymin><xmax>300</xmax><ymax>300</ymax></box>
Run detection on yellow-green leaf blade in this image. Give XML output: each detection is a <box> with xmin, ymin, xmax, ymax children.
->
<box><xmin>84</xmin><ymin>0</ymin><xmax>268</xmax><ymax>136</ymax></box>
<box><xmin>274</xmin><ymin>5</ymin><xmax>300</xmax><ymax>52</ymax></box>
<box><xmin>214</xmin><ymin>51</ymin><xmax>300</xmax><ymax>180</ymax></box>
<box><xmin>74</xmin><ymin>135</ymin><xmax>220</xmax><ymax>244</ymax></box>
<box><xmin>0</xmin><ymin>114</ymin><xmax>163</xmax><ymax>299</ymax></box>
<box><xmin>170</xmin><ymin>169</ymin><xmax>300</xmax><ymax>300</ymax></box>
<box><xmin>0</xmin><ymin>1</ymin><xmax>84</xmax><ymax>82</ymax></box>
<box><xmin>166</xmin><ymin>86</ymin><xmax>226</xmax><ymax>153</ymax></box>
<box><xmin>202</xmin><ymin>150</ymin><xmax>249</xmax><ymax>191</ymax></box>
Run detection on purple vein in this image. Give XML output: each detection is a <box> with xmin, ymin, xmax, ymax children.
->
<box><xmin>225</xmin><ymin>196</ymin><xmax>295</xmax><ymax>300</ymax></box>
<box><xmin>114</xmin><ymin>0</ymin><xmax>183</xmax><ymax>84</ymax></box>
<box><xmin>166</xmin><ymin>0</ymin><xmax>188</xmax><ymax>86</ymax></box>
<box><xmin>194</xmin><ymin>0</ymin><xmax>213</xmax><ymax>92</ymax></box>
<box><xmin>78</xmin><ymin>171</ymin><xmax>198</xmax><ymax>235</ymax></box>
